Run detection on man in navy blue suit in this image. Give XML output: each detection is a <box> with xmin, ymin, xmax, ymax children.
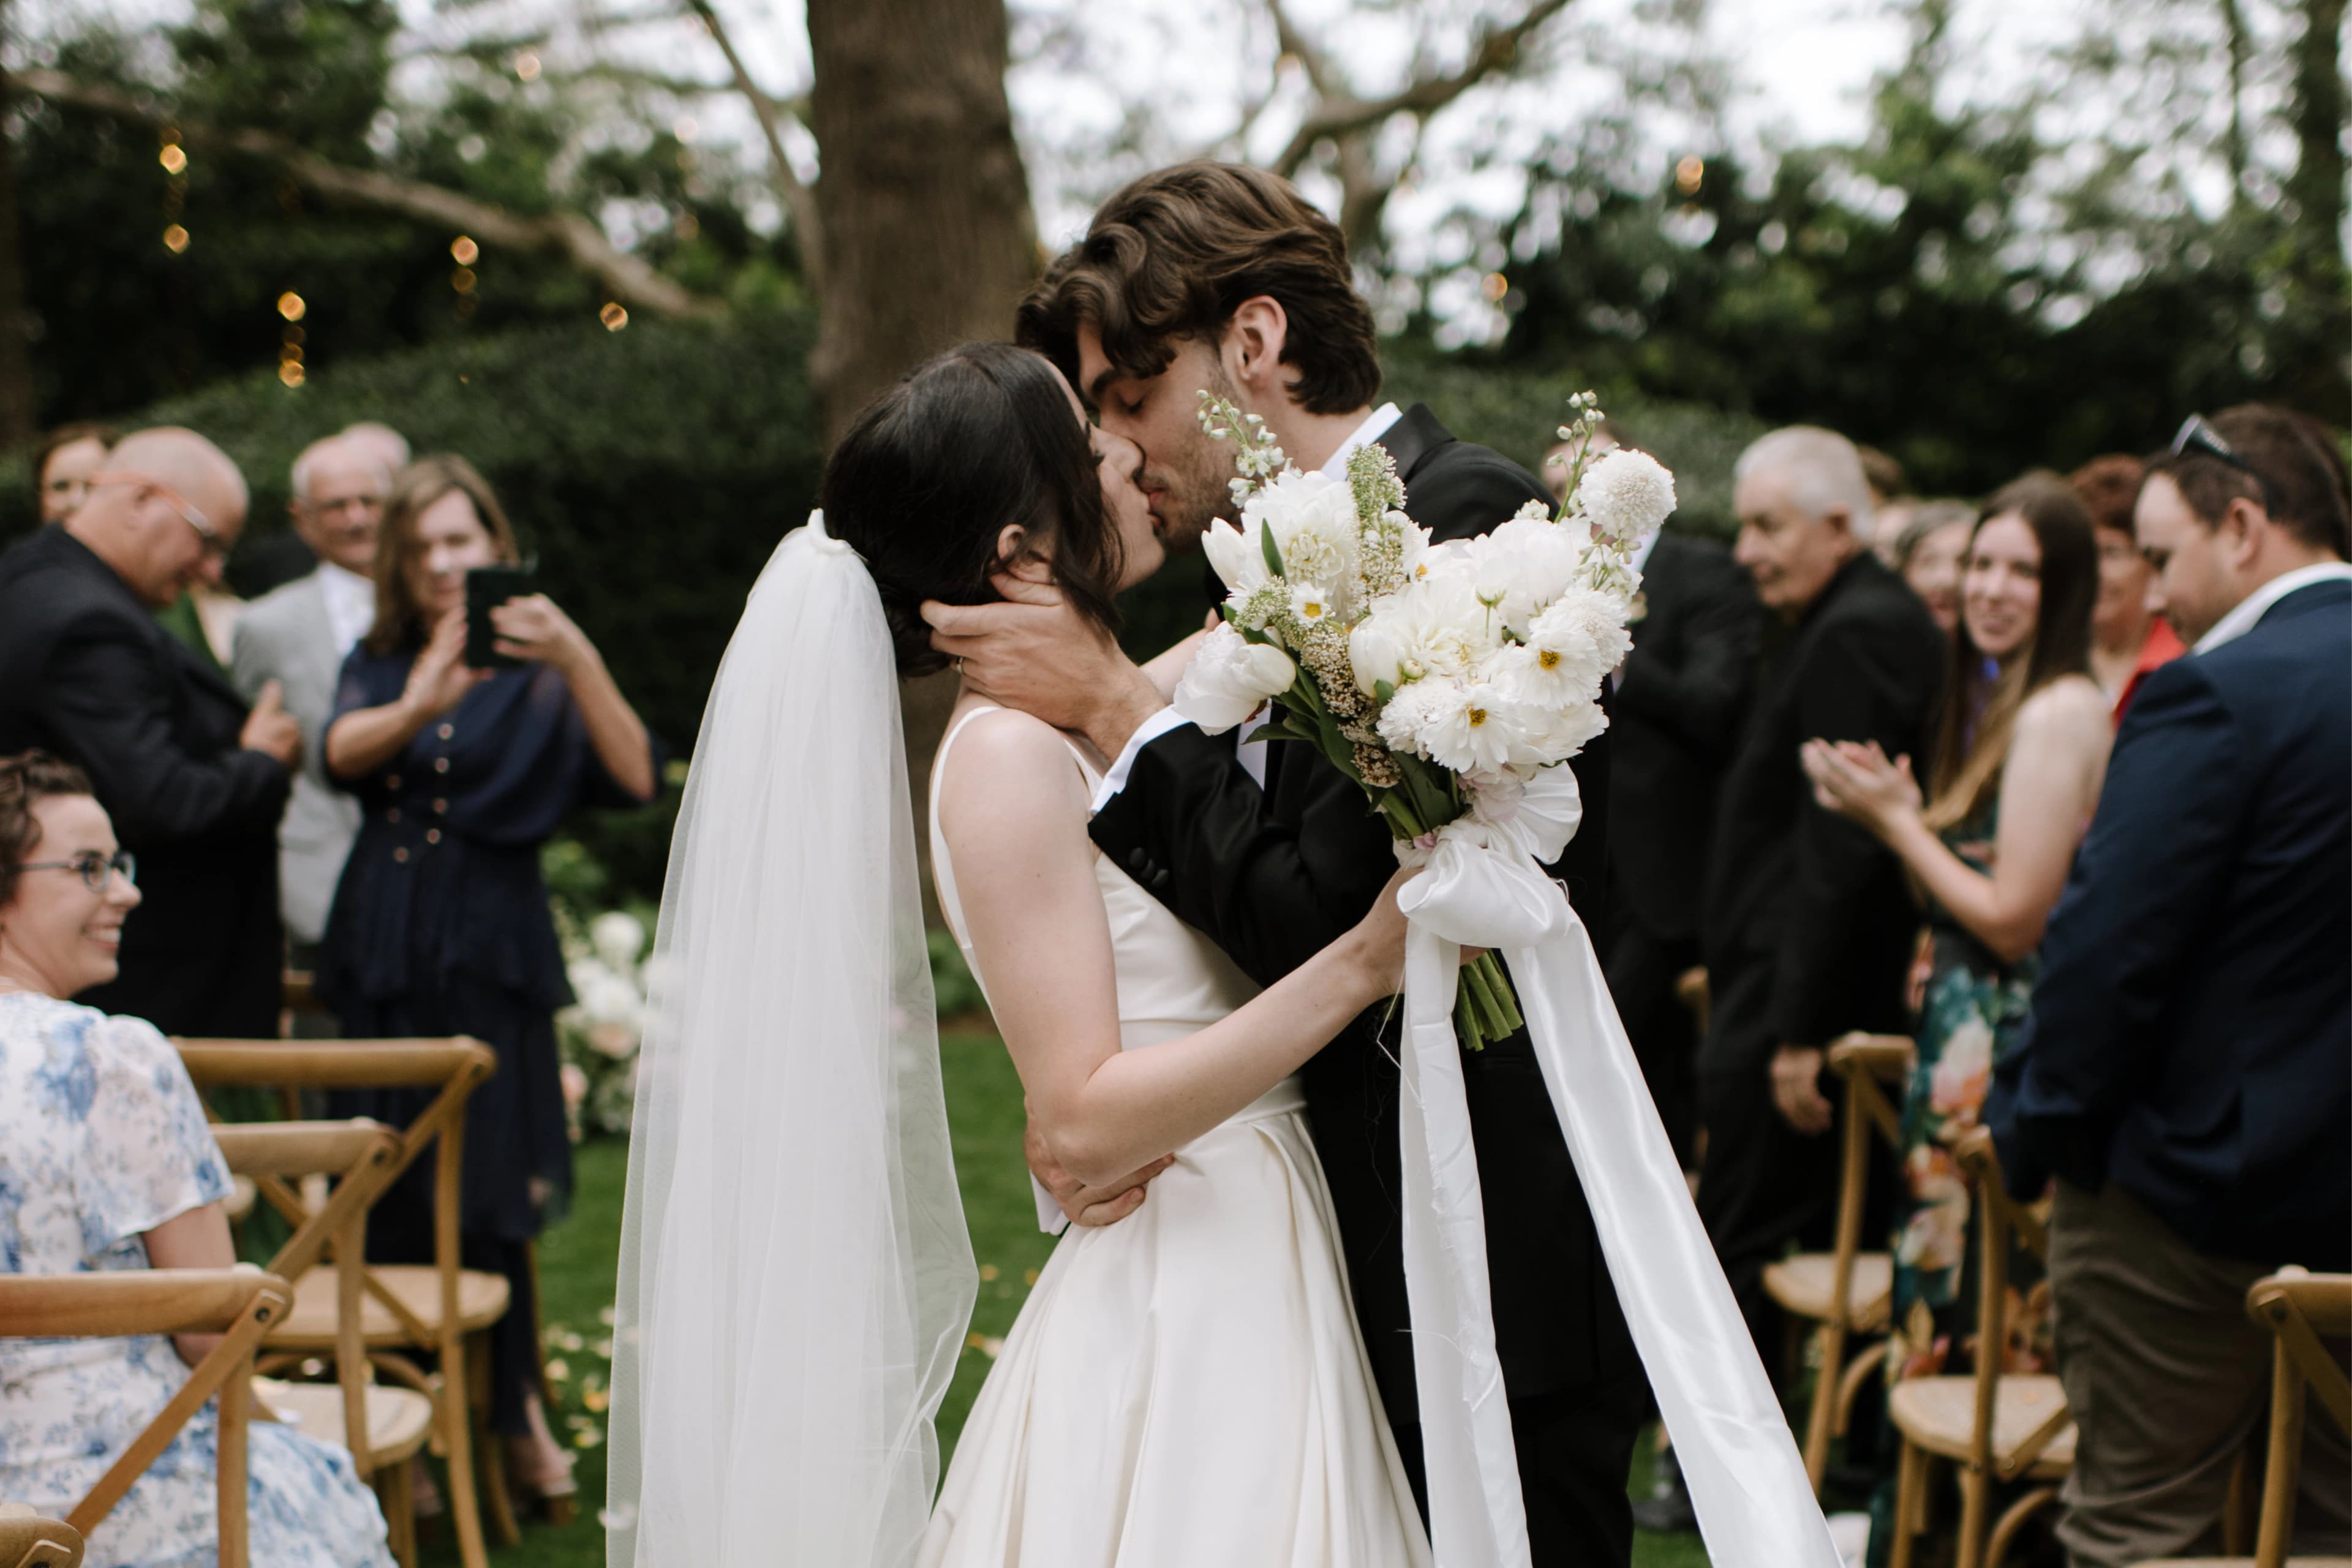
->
<box><xmin>1986</xmin><ymin>404</ymin><xmax>2352</xmax><ymax>1568</ymax></box>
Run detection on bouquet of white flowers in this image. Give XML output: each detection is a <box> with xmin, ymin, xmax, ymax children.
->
<box><xmin>1173</xmin><ymin>392</ymin><xmax>1676</xmax><ymax>1049</ymax></box>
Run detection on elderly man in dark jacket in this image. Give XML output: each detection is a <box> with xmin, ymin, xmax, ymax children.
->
<box><xmin>0</xmin><ymin>426</ymin><xmax>300</xmax><ymax>1035</ymax></box>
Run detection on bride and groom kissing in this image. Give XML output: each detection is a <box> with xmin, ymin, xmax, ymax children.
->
<box><xmin>609</xmin><ymin>162</ymin><xmax>1765</xmax><ymax>1568</ymax></box>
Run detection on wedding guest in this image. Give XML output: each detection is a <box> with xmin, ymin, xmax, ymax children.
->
<box><xmin>1598</xmin><ymin>427</ymin><xmax>1760</xmax><ymax>1167</ymax></box>
<box><xmin>35</xmin><ymin>422</ymin><xmax>116</xmax><ymax>524</ymax></box>
<box><xmin>2070</xmin><ymin>454</ymin><xmax>2184</xmax><ymax>720</ymax></box>
<box><xmin>339</xmin><ymin>421</ymin><xmax>410</xmax><ymax>478</ymax></box>
<box><xmin>1696</xmin><ymin>426</ymin><xmax>1945</xmax><ymax>1371</ymax></box>
<box><xmin>1858</xmin><ymin>445</ymin><xmax>1909</xmax><ymax>510</ymax></box>
<box><xmin>1888</xmin><ymin>500</ymin><xmax>1976</xmax><ymax>638</ymax></box>
<box><xmin>0</xmin><ymin>428</ymin><xmax>298</xmax><ymax>1037</ymax></box>
<box><xmin>1988</xmin><ymin>405</ymin><xmax>2352</xmax><ymax>1568</ymax></box>
<box><xmin>318</xmin><ymin>454</ymin><xmax>660</xmax><ymax>1506</ymax></box>
<box><xmin>1801</xmin><ymin>473</ymin><xmax>2107</xmax><ymax>1420</ymax></box>
<box><xmin>0</xmin><ymin>750</ymin><xmax>394</xmax><ymax>1568</ymax></box>
<box><xmin>232</xmin><ymin>437</ymin><xmax>388</xmax><ymax>956</ymax></box>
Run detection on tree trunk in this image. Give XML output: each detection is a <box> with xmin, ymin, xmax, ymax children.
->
<box><xmin>0</xmin><ymin>0</ymin><xmax>40</xmax><ymax>452</ymax></box>
<box><xmin>805</xmin><ymin>0</ymin><xmax>1037</xmax><ymax>443</ymax></box>
<box><xmin>2284</xmin><ymin>0</ymin><xmax>2347</xmax><ymax>420</ymax></box>
<box><xmin>804</xmin><ymin>0</ymin><xmax>1039</xmax><ymax>926</ymax></box>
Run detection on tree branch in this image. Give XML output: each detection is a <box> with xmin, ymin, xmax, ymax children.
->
<box><xmin>1271</xmin><ymin>0</ymin><xmax>1575</xmax><ymax>176</ymax></box>
<box><xmin>13</xmin><ymin>67</ymin><xmax>725</xmax><ymax>320</ymax></box>
<box><xmin>679</xmin><ymin>0</ymin><xmax>823</xmax><ymax>287</ymax></box>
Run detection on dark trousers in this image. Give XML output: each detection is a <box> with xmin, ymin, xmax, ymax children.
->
<box><xmin>1389</xmin><ymin>1370</ymin><xmax>1647</xmax><ymax>1566</ymax></box>
<box><xmin>1605</xmin><ymin>923</ymin><xmax>1702</xmax><ymax>1169</ymax></box>
<box><xmin>1692</xmin><ymin>955</ymin><xmax>1843</xmax><ymax>1368</ymax></box>
<box><xmin>2048</xmin><ymin>1180</ymin><xmax>2352</xmax><ymax>1568</ymax></box>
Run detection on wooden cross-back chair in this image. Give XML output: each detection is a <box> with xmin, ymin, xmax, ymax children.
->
<box><xmin>211</xmin><ymin>1120</ymin><xmax>437</xmax><ymax>1568</ymax></box>
<box><xmin>174</xmin><ymin>1038</ymin><xmax>511</xmax><ymax>1568</ymax></box>
<box><xmin>0</xmin><ymin>1270</ymin><xmax>292</xmax><ymax>1568</ymax></box>
<box><xmin>1887</xmin><ymin>1126</ymin><xmax>2074</xmax><ymax>1568</ymax></box>
<box><xmin>2136</xmin><ymin>1269</ymin><xmax>2352</xmax><ymax>1568</ymax></box>
<box><xmin>0</xmin><ymin>1503</ymin><xmax>85</xmax><ymax>1568</ymax></box>
<box><xmin>1762</xmin><ymin>1030</ymin><xmax>1913</xmax><ymax>1493</ymax></box>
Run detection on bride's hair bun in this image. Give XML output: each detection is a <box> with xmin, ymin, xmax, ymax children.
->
<box><xmin>820</xmin><ymin>343</ymin><xmax>1126</xmax><ymax>680</ymax></box>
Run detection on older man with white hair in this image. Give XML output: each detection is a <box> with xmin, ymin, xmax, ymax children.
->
<box><xmin>232</xmin><ymin>435</ymin><xmax>388</xmax><ymax>952</ymax></box>
<box><xmin>1688</xmin><ymin>427</ymin><xmax>1945</xmax><ymax>1434</ymax></box>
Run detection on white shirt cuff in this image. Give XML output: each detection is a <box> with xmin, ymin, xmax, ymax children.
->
<box><xmin>1088</xmin><ymin>705</ymin><xmax>1190</xmax><ymax>814</ymax></box>
<box><xmin>1033</xmin><ymin>1174</ymin><xmax>1071</xmax><ymax>1236</ymax></box>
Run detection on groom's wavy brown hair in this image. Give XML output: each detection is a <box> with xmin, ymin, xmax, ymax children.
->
<box><xmin>1018</xmin><ymin>162</ymin><xmax>1381</xmax><ymax>416</ymax></box>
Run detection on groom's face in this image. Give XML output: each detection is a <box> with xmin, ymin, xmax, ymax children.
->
<box><xmin>1077</xmin><ymin>322</ymin><xmax>1240</xmax><ymax>556</ymax></box>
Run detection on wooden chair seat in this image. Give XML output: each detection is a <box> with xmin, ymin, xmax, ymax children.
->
<box><xmin>1766</xmin><ymin>1251</ymin><xmax>1894</xmax><ymax>1330</ymax></box>
<box><xmin>258</xmin><ymin>1381</ymin><xmax>435</xmax><ymax>1464</ymax></box>
<box><xmin>1891</xmin><ymin>1368</ymin><xmax>2076</xmax><ymax>1479</ymax></box>
<box><xmin>272</xmin><ymin>1265</ymin><xmax>510</xmax><ymax>1348</ymax></box>
<box><xmin>0</xmin><ymin>1504</ymin><xmax>85</xmax><ymax>1568</ymax></box>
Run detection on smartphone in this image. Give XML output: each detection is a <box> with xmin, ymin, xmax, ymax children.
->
<box><xmin>464</xmin><ymin>564</ymin><xmax>540</xmax><ymax>669</ymax></box>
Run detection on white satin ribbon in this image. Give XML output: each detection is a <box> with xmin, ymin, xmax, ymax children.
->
<box><xmin>1395</xmin><ymin>767</ymin><xmax>1839</xmax><ymax>1568</ymax></box>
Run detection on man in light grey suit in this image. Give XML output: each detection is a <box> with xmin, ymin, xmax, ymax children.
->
<box><xmin>230</xmin><ymin>434</ymin><xmax>393</xmax><ymax>952</ymax></box>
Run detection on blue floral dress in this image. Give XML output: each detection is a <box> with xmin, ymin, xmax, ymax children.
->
<box><xmin>0</xmin><ymin>991</ymin><xmax>393</xmax><ymax>1568</ymax></box>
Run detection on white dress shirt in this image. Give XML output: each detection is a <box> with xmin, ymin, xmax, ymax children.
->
<box><xmin>317</xmin><ymin>562</ymin><xmax>376</xmax><ymax>657</ymax></box>
<box><xmin>2189</xmin><ymin>561</ymin><xmax>2352</xmax><ymax>655</ymax></box>
<box><xmin>1091</xmin><ymin>404</ymin><xmax>1404</xmax><ymax>812</ymax></box>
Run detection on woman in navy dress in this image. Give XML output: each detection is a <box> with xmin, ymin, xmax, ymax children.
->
<box><xmin>318</xmin><ymin>456</ymin><xmax>659</xmax><ymax>1504</ymax></box>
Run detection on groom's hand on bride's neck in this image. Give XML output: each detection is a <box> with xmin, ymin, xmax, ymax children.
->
<box><xmin>922</xmin><ymin>575</ymin><xmax>1166</xmax><ymax>760</ymax></box>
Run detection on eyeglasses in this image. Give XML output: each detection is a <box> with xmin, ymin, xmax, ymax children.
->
<box><xmin>2170</xmin><ymin>415</ymin><xmax>2277</xmax><ymax>510</ymax></box>
<box><xmin>88</xmin><ymin>473</ymin><xmax>231</xmax><ymax>561</ymax></box>
<box><xmin>14</xmin><ymin>850</ymin><xmax>137</xmax><ymax>892</ymax></box>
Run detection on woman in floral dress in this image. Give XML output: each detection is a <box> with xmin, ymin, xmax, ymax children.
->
<box><xmin>0</xmin><ymin>752</ymin><xmax>393</xmax><ymax>1568</ymax></box>
<box><xmin>1802</xmin><ymin>472</ymin><xmax>2109</xmax><ymax>1390</ymax></box>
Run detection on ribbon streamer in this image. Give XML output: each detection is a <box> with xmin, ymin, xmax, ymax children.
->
<box><xmin>1395</xmin><ymin>767</ymin><xmax>1839</xmax><ymax>1568</ymax></box>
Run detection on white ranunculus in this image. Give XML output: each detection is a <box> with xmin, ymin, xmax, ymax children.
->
<box><xmin>1577</xmin><ymin>448</ymin><xmax>1678</xmax><ymax>548</ymax></box>
<box><xmin>1475</xmin><ymin>514</ymin><xmax>1590</xmax><ymax>634</ymax></box>
<box><xmin>591</xmin><ymin>910</ymin><xmax>646</xmax><ymax>972</ymax></box>
<box><xmin>1174</xmin><ymin>624</ymin><xmax>1298</xmax><ymax>734</ymax></box>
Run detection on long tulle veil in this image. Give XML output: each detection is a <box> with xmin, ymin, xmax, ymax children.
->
<box><xmin>605</xmin><ymin>513</ymin><xmax>976</xmax><ymax>1566</ymax></box>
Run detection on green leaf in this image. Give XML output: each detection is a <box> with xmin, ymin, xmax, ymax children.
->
<box><xmin>1260</xmin><ymin>524</ymin><xmax>1286</xmax><ymax>579</ymax></box>
<box><xmin>1373</xmin><ymin>679</ymin><xmax>1396</xmax><ymax>706</ymax></box>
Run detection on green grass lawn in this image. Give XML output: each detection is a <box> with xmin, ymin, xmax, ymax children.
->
<box><xmin>429</xmin><ymin>1030</ymin><xmax>1711</xmax><ymax>1564</ymax></box>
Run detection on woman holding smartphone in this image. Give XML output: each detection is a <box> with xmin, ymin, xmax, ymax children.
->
<box><xmin>320</xmin><ymin>454</ymin><xmax>660</xmax><ymax>1505</ymax></box>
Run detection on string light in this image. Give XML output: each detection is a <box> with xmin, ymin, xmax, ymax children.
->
<box><xmin>452</xmin><ymin>267</ymin><xmax>478</xmax><ymax>295</ymax></box>
<box><xmin>277</xmin><ymin>292</ymin><xmax>306</xmax><ymax>322</ymax></box>
<box><xmin>159</xmin><ymin>145</ymin><xmax>187</xmax><ymax>175</ymax></box>
<box><xmin>1675</xmin><ymin>155</ymin><xmax>1705</xmax><ymax>195</ymax></box>
<box><xmin>279</xmin><ymin>361</ymin><xmax>305</xmax><ymax>388</ymax></box>
<box><xmin>450</xmin><ymin>235</ymin><xmax>479</xmax><ymax>265</ymax></box>
<box><xmin>600</xmin><ymin>303</ymin><xmax>628</xmax><ymax>331</ymax></box>
<box><xmin>513</xmin><ymin>50</ymin><xmax>541</xmax><ymax>81</ymax></box>
<box><xmin>162</xmin><ymin>224</ymin><xmax>190</xmax><ymax>254</ymax></box>
<box><xmin>1480</xmin><ymin>271</ymin><xmax>1509</xmax><ymax>303</ymax></box>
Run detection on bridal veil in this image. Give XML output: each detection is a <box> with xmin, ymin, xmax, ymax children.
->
<box><xmin>606</xmin><ymin>514</ymin><xmax>976</xmax><ymax>1566</ymax></box>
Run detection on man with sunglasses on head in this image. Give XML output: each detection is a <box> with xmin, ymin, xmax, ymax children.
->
<box><xmin>0</xmin><ymin>426</ymin><xmax>301</xmax><ymax>1038</ymax></box>
<box><xmin>1986</xmin><ymin>404</ymin><xmax>2352</xmax><ymax>1568</ymax></box>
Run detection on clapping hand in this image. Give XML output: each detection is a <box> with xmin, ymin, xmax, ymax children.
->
<box><xmin>402</xmin><ymin>610</ymin><xmax>491</xmax><ymax>720</ymax></box>
<box><xmin>239</xmin><ymin>679</ymin><xmax>303</xmax><ymax>768</ymax></box>
<box><xmin>1800</xmin><ymin>738</ymin><xmax>1922</xmax><ymax>839</ymax></box>
<box><xmin>1770</xmin><ymin>1044</ymin><xmax>1834</xmax><ymax>1136</ymax></box>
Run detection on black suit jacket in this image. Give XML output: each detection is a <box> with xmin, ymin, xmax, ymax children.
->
<box><xmin>1091</xmin><ymin>404</ymin><xmax>1634</xmax><ymax>1409</ymax></box>
<box><xmin>1988</xmin><ymin>578</ymin><xmax>2351</xmax><ymax>1270</ymax></box>
<box><xmin>0</xmin><ymin>526</ymin><xmax>288</xmax><ymax>1035</ymax></box>
<box><xmin>1607</xmin><ymin>533</ymin><xmax>1759</xmax><ymax>943</ymax></box>
<box><xmin>1702</xmin><ymin>551</ymin><xmax>1945</xmax><ymax>1062</ymax></box>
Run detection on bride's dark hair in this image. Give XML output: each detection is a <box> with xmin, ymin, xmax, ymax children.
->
<box><xmin>821</xmin><ymin>342</ymin><xmax>1126</xmax><ymax>677</ymax></box>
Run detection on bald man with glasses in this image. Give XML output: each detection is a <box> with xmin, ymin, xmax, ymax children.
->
<box><xmin>0</xmin><ymin>426</ymin><xmax>301</xmax><ymax>1036</ymax></box>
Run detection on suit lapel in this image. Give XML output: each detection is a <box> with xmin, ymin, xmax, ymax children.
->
<box><xmin>1373</xmin><ymin>403</ymin><xmax>1451</xmax><ymax>487</ymax></box>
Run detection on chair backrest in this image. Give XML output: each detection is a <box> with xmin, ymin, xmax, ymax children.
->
<box><xmin>210</xmin><ymin>1121</ymin><xmax>403</xmax><ymax>1469</ymax></box>
<box><xmin>2245</xmin><ymin>1269</ymin><xmax>2351</xmax><ymax>1568</ymax></box>
<box><xmin>0</xmin><ymin>1506</ymin><xmax>85</xmax><ymax>1568</ymax></box>
<box><xmin>1953</xmin><ymin>1128</ymin><xmax>2066</xmax><ymax>1481</ymax></box>
<box><xmin>175</xmin><ymin>1039</ymin><xmax>496</xmax><ymax>1361</ymax></box>
<box><xmin>1824</xmin><ymin>1033</ymin><xmax>1913</xmax><ymax>1326</ymax></box>
<box><xmin>0</xmin><ymin>1270</ymin><xmax>292</xmax><ymax>1568</ymax></box>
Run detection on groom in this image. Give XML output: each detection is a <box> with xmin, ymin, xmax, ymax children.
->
<box><xmin>925</xmin><ymin>160</ymin><xmax>1642</xmax><ymax>1565</ymax></box>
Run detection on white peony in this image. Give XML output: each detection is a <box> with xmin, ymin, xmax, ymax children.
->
<box><xmin>1577</xmin><ymin>448</ymin><xmax>1677</xmax><ymax>548</ymax></box>
<box><xmin>1244</xmin><ymin>470</ymin><xmax>1363</xmax><ymax>605</ymax></box>
<box><xmin>579</xmin><ymin>971</ymin><xmax>643</xmax><ymax>1030</ymax></box>
<box><xmin>1374</xmin><ymin>678</ymin><xmax>1458</xmax><ymax>757</ymax></box>
<box><xmin>1409</xmin><ymin>679</ymin><xmax>1543</xmax><ymax>774</ymax></box>
<box><xmin>591</xmin><ymin>910</ymin><xmax>646</xmax><ymax>973</ymax></box>
<box><xmin>1174</xmin><ymin>624</ymin><xmax>1298</xmax><ymax>734</ymax></box>
<box><xmin>1474</xmin><ymin>513</ymin><xmax>1591</xmax><ymax>635</ymax></box>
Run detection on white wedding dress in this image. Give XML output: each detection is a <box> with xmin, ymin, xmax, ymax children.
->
<box><xmin>918</xmin><ymin>705</ymin><xmax>1431</xmax><ymax>1568</ymax></box>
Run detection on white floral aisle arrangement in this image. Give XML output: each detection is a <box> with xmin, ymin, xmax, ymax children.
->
<box><xmin>556</xmin><ymin>908</ymin><xmax>654</xmax><ymax>1137</ymax></box>
<box><xmin>1173</xmin><ymin>392</ymin><xmax>1675</xmax><ymax>1049</ymax></box>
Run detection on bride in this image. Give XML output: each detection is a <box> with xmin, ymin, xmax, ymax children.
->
<box><xmin>606</xmin><ymin>342</ymin><xmax>1434</xmax><ymax>1566</ymax></box>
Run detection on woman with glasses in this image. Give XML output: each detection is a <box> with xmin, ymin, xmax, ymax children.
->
<box><xmin>315</xmin><ymin>456</ymin><xmax>661</xmax><ymax>1509</ymax></box>
<box><xmin>0</xmin><ymin>750</ymin><xmax>396</xmax><ymax>1568</ymax></box>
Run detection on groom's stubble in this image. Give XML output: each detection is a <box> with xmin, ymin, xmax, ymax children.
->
<box><xmin>1144</xmin><ymin>355</ymin><xmax>1245</xmax><ymax>557</ymax></box>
